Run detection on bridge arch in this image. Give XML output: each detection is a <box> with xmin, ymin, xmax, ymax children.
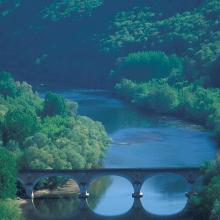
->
<box><xmin>141</xmin><ymin>173</ymin><xmax>190</xmax><ymax>217</ymax></box>
<box><xmin>18</xmin><ymin>168</ymin><xmax>201</xmax><ymax>202</ymax></box>
<box><xmin>86</xmin><ymin>173</ymin><xmax>136</xmax><ymax>191</ymax></box>
<box><xmin>31</xmin><ymin>173</ymin><xmax>80</xmax><ymax>190</ymax></box>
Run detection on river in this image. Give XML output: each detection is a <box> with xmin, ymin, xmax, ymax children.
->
<box><xmin>24</xmin><ymin>89</ymin><xmax>217</xmax><ymax>219</ymax></box>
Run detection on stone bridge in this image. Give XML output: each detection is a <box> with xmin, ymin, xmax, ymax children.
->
<box><xmin>18</xmin><ymin>168</ymin><xmax>201</xmax><ymax>220</ymax></box>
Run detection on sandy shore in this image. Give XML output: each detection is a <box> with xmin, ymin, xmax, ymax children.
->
<box><xmin>18</xmin><ymin>179</ymin><xmax>79</xmax><ymax>202</ymax></box>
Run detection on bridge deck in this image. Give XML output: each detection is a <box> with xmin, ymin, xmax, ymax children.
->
<box><xmin>20</xmin><ymin>167</ymin><xmax>201</xmax><ymax>173</ymax></box>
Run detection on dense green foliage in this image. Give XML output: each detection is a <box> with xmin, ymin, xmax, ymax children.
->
<box><xmin>0</xmin><ymin>73</ymin><xmax>25</xmax><ymax>219</ymax></box>
<box><xmin>0</xmin><ymin>72</ymin><xmax>110</xmax><ymax>170</ymax></box>
<box><xmin>115</xmin><ymin>79</ymin><xmax>220</xmax><ymax>133</ymax></box>
<box><xmin>0</xmin><ymin>146</ymin><xmax>23</xmax><ymax>220</ymax></box>
<box><xmin>0</xmin><ymin>199</ymin><xmax>24</xmax><ymax>220</ymax></box>
<box><xmin>42</xmin><ymin>92</ymin><xmax>66</xmax><ymax>117</ymax></box>
<box><xmin>0</xmin><ymin>147</ymin><xmax>17</xmax><ymax>199</ymax></box>
<box><xmin>22</xmin><ymin>115</ymin><xmax>109</xmax><ymax>169</ymax></box>
<box><xmin>42</xmin><ymin>0</ymin><xmax>103</xmax><ymax>21</ymax></box>
<box><xmin>0</xmin><ymin>0</ymin><xmax>203</xmax><ymax>87</ymax></box>
<box><xmin>102</xmin><ymin>0</ymin><xmax>220</xmax><ymax>87</ymax></box>
<box><xmin>0</xmin><ymin>72</ymin><xmax>17</xmax><ymax>98</ymax></box>
<box><xmin>3</xmin><ymin>107</ymin><xmax>39</xmax><ymax>145</ymax></box>
<box><xmin>111</xmin><ymin>51</ymin><xmax>183</xmax><ymax>83</ymax></box>
<box><xmin>190</xmin><ymin>157</ymin><xmax>220</xmax><ymax>220</ymax></box>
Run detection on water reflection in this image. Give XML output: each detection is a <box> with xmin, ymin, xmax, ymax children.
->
<box><xmin>141</xmin><ymin>174</ymin><xmax>189</xmax><ymax>215</ymax></box>
<box><xmin>88</xmin><ymin>176</ymin><xmax>133</xmax><ymax>216</ymax></box>
<box><xmin>23</xmin><ymin>174</ymin><xmax>192</xmax><ymax>220</ymax></box>
<box><xmin>33</xmin><ymin>197</ymin><xmax>80</xmax><ymax>218</ymax></box>
<box><xmin>25</xmin><ymin>197</ymin><xmax>191</xmax><ymax>220</ymax></box>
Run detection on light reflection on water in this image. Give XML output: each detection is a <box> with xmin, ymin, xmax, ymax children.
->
<box><xmin>88</xmin><ymin>176</ymin><xmax>133</xmax><ymax>216</ymax></box>
<box><xmin>28</xmin><ymin>89</ymin><xmax>217</xmax><ymax>219</ymax></box>
<box><xmin>141</xmin><ymin>174</ymin><xmax>189</xmax><ymax>215</ymax></box>
<box><xmin>33</xmin><ymin>197</ymin><xmax>80</xmax><ymax>218</ymax></box>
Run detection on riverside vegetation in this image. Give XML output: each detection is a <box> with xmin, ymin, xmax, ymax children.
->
<box><xmin>0</xmin><ymin>72</ymin><xmax>110</xmax><ymax>219</ymax></box>
<box><xmin>0</xmin><ymin>0</ymin><xmax>220</xmax><ymax>219</ymax></box>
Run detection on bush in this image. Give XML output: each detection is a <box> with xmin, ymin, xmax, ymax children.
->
<box><xmin>115</xmin><ymin>79</ymin><xmax>179</xmax><ymax>113</ymax></box>
<box><xmin>115</xmin><ymin>79</ymin><xmax>137</xmax><ymax>101</ymax></box>
<box><xmin>0</xmin><ymin>199</ymin><xmax>24</xmax><ymax>220</ymax></box>
<box><xmin>0</xmin><ymin>147</ymin><xmax>17</xmax><ymax>199</ymax></box>
<box><xmin>146</xmin><ymin>83</ymin><xmax>179</xmax><ymax>113</ymax></box>
<box><xmin>112</xmin><ymin>51</ymin><xmax>183</xmax><ymax>83</ymax></box>
<box><xmin>2</xmin><ymin>107</ymin><xmax>39</xmax><ymax>145</ymax></box>
<box><xmin>210</xmin><ymin>200</ymin><xmax>220</xmax><ymax>220</ymax></box>
<box><xmin>101</xmin><ymin>0</ymin><xmax>220</xmax><ymax>87</ymax></box>
<box><xmin>0</xmin><ymin>72</ymin><xmax>17</xmax><ymax>98</ymax></box>
<box><xmin>42</xmin><ymin>92</ymin><xmax>66</xmax><ymax>117</ymax></box>
<box><xmin>115</xmin><ymin>78</ymin><xmax>220</xmax><ymax>131</ymax></box>
<box><xmin>191</xmin><ymin>175</ymin><xmax>220</xmax><ymax>220</ymax></box>
<box><xmin>42</xmin><ymin>0</ymin><xmax>103</xmax><ymax>21</ymax></box>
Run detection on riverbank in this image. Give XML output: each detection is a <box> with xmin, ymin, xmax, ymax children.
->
<box><xmin>115</xmin><ymin>79</ymin><xmax>220</xmax><ymax>147</ymax></box>
<box><xmin>18</xmin><ymin>180</ymin><xmax>79</xmax><ymax>219</ymax></box>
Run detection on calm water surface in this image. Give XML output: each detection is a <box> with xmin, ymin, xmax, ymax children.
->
<box><xmin>28</xmin><ymin>89</ymin><xmax>217</xmax><ymax>219</ymax></box>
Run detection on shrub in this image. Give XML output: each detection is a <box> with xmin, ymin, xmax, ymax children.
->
<box><xmin>0</xmin><ymin>72</ymin><xmax>17</xmax><ymax>98</ymax></box>
<box><xmin>42</xmin><ymin>0</ymin><xmax>103</xmax><ymax>21</ymax></box>
<box><xmin>2</xmin><ymin>107</ymin><xmax>39</xmax><ymax>144</ymax></box>
<box><xmin>0</xmin><ymin>147</ymin><xmax>17</xmax><ymax>199</ymax></box>
<box><xmin>0</xmin><ymin>199</ymin><xmax>24</xmax><ymax>220</ymax></box>
<box><xmin>146</xmin><ymin>83</ymin><xmax>179</xmax><ymax>113</ymax></box>
<box><xmin>42</xmin><ymin>92</ymin><xmax>66</xmax><ymax>117</ymax></box>
<box><xmin>115</xmin><ymin>79</ymin><xmax>179</xmax><ymax>113</ymax></box>
<box><xmin>210</xmin><ymin>200</ymin><xmax>220</xmax><ymax>220</ymax></box>
<box><xmin>112</xmin><ymin>51</ymin><xmax>183</xmax><ymax>83</ymax></box>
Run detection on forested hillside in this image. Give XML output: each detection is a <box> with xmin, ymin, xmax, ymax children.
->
<box><xmin>0</xmin><ymin>0</ymin><xmax>204</xmax><ymax>87</ymax></box>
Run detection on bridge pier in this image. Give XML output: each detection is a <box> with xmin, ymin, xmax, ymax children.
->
<box><xmin>79</xmin><ymin>198</ymin><xmax>90</xmax><ymax>210</ymax></box>
<box><xmin>132</xmin><ymin>181</ymin><xmax>143</xmax><ymax>198</ymax></box>
<box><xmin>24</xmin><ymin>185</ymin><xmax>34</xmax><ymax>200</ymax></box>
<box><xmin>132</xmin><ymin>197</ymin><xmax>143</xmax><ymax>210</ymax></box>
<box><xmin>78</xmin><ymin>182</ymin><xmax>90</xmax><ymax>199</ymax></box>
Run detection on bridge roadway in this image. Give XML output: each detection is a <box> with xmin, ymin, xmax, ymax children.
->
<box><xmin>18</xmin><ymin>167</ymin><xmax>201</xmax><ymax>220</ymax></box>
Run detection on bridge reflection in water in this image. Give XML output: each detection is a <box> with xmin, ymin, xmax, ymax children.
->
<box><xmin>18</xmin><ymin>168</ymin><xmax>200</xmax><ymax>220</ymax></box>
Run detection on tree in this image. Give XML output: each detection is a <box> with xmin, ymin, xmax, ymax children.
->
<box><xmin>210</xmin><ymin>200</ymin><xmax>220</xmax><ymax>220</ymax></box>
<box><xmin>112</xmin><ymin>51</ymin><xmax>183</xmax><ymax>83</ymax></box>
<box><xmin>147</xmin><ymin>84</ymin><xmax>179</xmax><ymax>113</ymax></box>
<box><xmin>0</xmin><ymin>147</ymin><xmax>17</xmax><ymax>199</ymax></box>
<box><xmin>0</xmin><ymin>71</ymin><xmax>17</xmax><ymax>98</ymax></box>
<box><xmin>2</xmin><ymin>107</ymin><xmax>39</xmax><ymax>145</ymax></box>
<box><xmin>43</xmin><ymin>0</ymin><xmax>103</xmax><ymax>21</ymax></box>
<box><xmin>42</xmin><ymin>92</ymin><xmax>66</xmax><ymax>117</ymax></box>
<box><xmin>0</xmin><ymin>200</ymin><xmax>24</xmax><ymax>220</ymax></box>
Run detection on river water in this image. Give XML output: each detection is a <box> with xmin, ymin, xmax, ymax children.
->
<box><xmin>27</xmin><ymin>89</ymin><xmax>217</xmax><ymax>219</ymax></box>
